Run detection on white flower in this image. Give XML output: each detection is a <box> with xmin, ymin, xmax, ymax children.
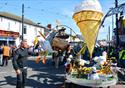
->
<box><xmin>67</xmin><ymin>58</ymin><xmax>71</xmax><ymax>64</ymax></box>
<box><xmin>79</xmin><ymin>59</ymin><xmax>85</xmax><ymax>66</ymax></box>
<box><xmin>92</xmin><ymin>67</ymin><xmax>97</xmax><ymax>72</ymax></box>
<box><xmin>94</xmin><ymin>55</ymin><xmax>106</xmax><ymax>65</ymax></box>
<box><xmin>69</xmin><ymin>55</ymin><xmax>73</xmax><ymax>58</ymax></box>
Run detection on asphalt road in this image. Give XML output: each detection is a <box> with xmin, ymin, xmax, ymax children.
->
<box><xmin>0</xmin><ymin>56</ymin><xmax>65</xmax><ymax>88</ymax></box>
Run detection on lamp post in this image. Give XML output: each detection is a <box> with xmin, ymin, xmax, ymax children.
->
<box><xmin>108</xmin><ymin>26</ymin><xmax>111</xmax><ymax>47</ymax></box>
<box><xmin>22</xmin><ymin>4</ymin><xmax>24</xmax><ymax>41</ymax></box>
<box><xmin>115</xmin><ymin>0</ymin><xmax>119</xmax><ymax>48</ymax></box>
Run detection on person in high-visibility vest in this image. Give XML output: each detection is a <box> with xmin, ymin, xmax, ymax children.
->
<box><xmin>118</xmin><ymin>47</ymin><xmax>125</xmax><ymax>68</ymax></box>
<box><xmin>109</xmin><ymin>46</ymin><xmax>115</xmax><ymax>58</ymax></box>
<box><xmin>117</xmin><ymin>46</ymin><xmax>125</xmax><ymax>82</ymax></box>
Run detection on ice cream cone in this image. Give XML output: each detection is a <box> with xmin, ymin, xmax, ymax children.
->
<box><xmin>73</xmin><ymin>0</ymin><xmax>103</xmax><ymax>58</ymax></box>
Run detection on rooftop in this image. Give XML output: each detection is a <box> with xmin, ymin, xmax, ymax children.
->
<box><xmin>0</xmin><ymin>12</ymin><xmax>44</xmax><ymax>28</ymax></box>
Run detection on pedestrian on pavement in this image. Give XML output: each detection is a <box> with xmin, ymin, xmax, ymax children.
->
<box><xmin>1</xmin><ymin>44</ymin><xmax>11</xmax><ymax>66</ymax></box>
<box><xmin>0</xmin><ymin>45</ymin><xmax>3</xmax><ymax>66</ymax></box>
<box><xmin>12</xmin><ymin>40</ymin><xmax>29</xmax><ymax>88</ymax></box>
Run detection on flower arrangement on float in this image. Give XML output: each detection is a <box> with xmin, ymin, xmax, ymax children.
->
<box><xmin>65</xmin><ymin>52</ymin><xmax>117</xmax><ymax>87</ymax></box>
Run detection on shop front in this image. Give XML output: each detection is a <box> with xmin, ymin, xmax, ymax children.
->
<box><xmin>0</xmin><ymin>30</ymin><xmax>19</xmax><ymax>45</ymax></box>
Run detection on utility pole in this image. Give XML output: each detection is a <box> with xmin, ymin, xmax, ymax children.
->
<box><xmin>112</xmin><ymin>13</ymin><xmax>114</xmax><ymax>37</ymax></box>
<box><xmin>115</xmin><ymin>0</ymin><xmax>119</xmax><ymax>48</ymax></box>
<box><xmin>108</xmin><ymin>26</ymin><xmax>110</xmax><ymax>47</ymax></box>
<box><xmin>22</xmin><ymin>4</ymin><xmax>24</xmax><ymax>41</ymax></box>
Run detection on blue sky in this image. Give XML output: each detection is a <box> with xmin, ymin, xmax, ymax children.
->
<box><xmin>0</xmin><ymin>0</ymin><xmax>125</xmax><ymax>40</ymax></box>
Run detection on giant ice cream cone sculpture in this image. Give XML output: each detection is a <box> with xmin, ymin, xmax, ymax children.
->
<box><xmin>73</xmin><ymin>0</ymin><xmax>103</xmax><ymax>58</ymax></box>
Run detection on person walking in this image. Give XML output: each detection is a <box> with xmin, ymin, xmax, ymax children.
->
<box><xmin>2</xmin><ymin>44</ymin><xmax>11</xmax><ymax>66</ymax></box>
<box><xmin>0</xmin><ymin>45</ymin><xmax>3</xmax><ymax>66</ymax></box>
<box><xmin>12</xmin><ymin>40</ymin><xmax>29</xmax><ymax>88</ymax></box>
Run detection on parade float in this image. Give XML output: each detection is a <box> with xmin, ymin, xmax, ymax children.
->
<box><xmin>34</xmin><ymin>27</ymin><xmax>69</xmax><ymax>64</ymax></box>
<box><xmin>65</xmin><ymin>52</ymin><xmax>118</xmax><ymax>87</ymax></box>
<box><xmin>65</xmin><ymin>0</ymin><xmax>118</xmax><ymax>87</ymax></box>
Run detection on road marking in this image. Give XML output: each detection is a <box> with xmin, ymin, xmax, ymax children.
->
<box><xmin>0</xmin><ymin>68</ymin><xmax>30</xmax><ymax>74</ymax></box>
<box><xmin>0</xmin><ymin>72</ymin><xmax>7</xmax><ymax>74</ymax></box>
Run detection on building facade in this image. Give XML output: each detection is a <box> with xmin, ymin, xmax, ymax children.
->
<box><xmin>112</xmin><ymin>18</ymin><xmax>125</xmax><ymax>46</ymax></box>
<box><xmin>0</xmin><ymin>12</ymin><xmax>44</xmax><ymax>46</ymax></box>
<box><xmin>118</xmin><ymin>19</ymin><xmax>125</xmax><ymax>43</ymax></box>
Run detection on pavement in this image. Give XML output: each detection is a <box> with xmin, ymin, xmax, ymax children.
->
<box><xmin>0</xmin><ymin>56</ymin><xmax>65</xmax><ymax>88</ymax></box>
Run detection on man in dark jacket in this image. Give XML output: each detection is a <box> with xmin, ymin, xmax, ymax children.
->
<box><xmin>12</xmin><ymin>40</ymin><xmax>29</xmax><ymax>88</ymax></box>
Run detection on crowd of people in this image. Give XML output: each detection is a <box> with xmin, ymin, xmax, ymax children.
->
<box><xmin>0</xmin><ymin>44</ymin><xmax>15</xmax><ymax>66</ymax></box>
<box><xmin>52</xmin><ymin>42</ymin><xmax>125</xmax><ymax>70</ymax></box>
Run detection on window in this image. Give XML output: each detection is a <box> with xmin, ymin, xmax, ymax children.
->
<box><xmin>8</xmin><ymin>22</ymin><xmax>10</xmax><ymax>30</ymax></box>
<box><xmin>24</xmin><ymin>26</ymin><xmax>27</xmax><ymax>34</ymax></box>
